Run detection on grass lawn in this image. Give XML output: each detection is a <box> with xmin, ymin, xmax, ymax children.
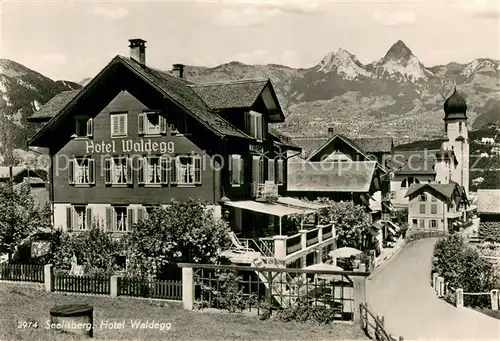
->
<box><xmin>0</xmin><ymin>284</ymin><xmax>368</xmax><ymax>340</ymax></box>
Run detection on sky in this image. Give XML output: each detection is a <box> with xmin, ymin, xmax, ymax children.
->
<box><xmin>1</xmin><ymin>0</ymin><xmax>499</xmax><ymax>82</ymax></box>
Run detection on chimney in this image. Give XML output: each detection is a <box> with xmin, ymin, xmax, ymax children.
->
<box><xmin>129</xmin><ymin>38</ymin><xmax>147</xmax><ymax>64</ymax></box>
<box><xmin>173</xmin><ymin>64</ymin><xmax>184</xmax><ymax>78</ymax></box>
<box><xmin>328</xmin><ymin>127</ymin><xmax>334</xmax><ymax>138</ymax></box>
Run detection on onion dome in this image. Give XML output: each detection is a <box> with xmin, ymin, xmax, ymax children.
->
<box><xmin>443</xmin><ymin>87</ymin><xmax>467</xmax><ymax>120</ymax></box>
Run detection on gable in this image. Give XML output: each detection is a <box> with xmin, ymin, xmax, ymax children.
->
<box><xmin>308</xmin><ymin>135</ymin><xmax>369</xmax><ymax>162</ymax></box>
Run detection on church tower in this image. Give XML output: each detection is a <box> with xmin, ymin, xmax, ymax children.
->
<box><xmin>440</xmin><ymin>87</ymin><xmax>469</xmax><ymax>194</ymax></box>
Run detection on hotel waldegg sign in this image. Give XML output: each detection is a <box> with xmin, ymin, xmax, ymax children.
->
<box><xmin>85</xmin><ymin>139</ymin><xmax>175</xmax><ymax>154</ymax></box>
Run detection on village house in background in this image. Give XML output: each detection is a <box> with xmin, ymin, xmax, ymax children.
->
<box><xmin>476</xmin><ymin>190</ymin><xmax>500</xmax><ymax>238</ymax></box>
<box><xmin>0</xmin><ymin>166</ymin><xmax>49</xmax><ymax>208</ymax></box>
<box><xmin>27</xmin><ymin>39</ymin><xmax>337</xmax><ymax>270</ymax></box>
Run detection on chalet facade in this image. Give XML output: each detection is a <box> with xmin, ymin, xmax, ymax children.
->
<box><xmin>28</xmin><ymin>39</ymin><xmax>301</xmax><ymax>233</ymax></box>
<box><xmin>405</xmin><ymin>182</ymin><xmax>468</xmax><ymax>233</ymax></box>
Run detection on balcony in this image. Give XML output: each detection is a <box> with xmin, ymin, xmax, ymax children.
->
<box><xmin>254</xmin><ymin>181</ymin><xmax>279</xmax><ymax>201</ymax></box>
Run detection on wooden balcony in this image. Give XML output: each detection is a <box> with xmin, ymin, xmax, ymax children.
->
<box><xmin>254</xmin><ymin>181</ymin><xmax>279</xmax><ymax>201</ymax></box>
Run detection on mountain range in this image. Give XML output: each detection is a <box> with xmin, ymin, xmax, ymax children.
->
<box><xmin>0</xmin><ymin>40</ymin><xmax>499</xmax><ymax>155</ymax></box>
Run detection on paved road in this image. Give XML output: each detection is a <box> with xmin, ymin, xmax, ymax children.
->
<box><xmin>367</xmin><ymin>238</ymin><xmax>500</xmax><ymax>340</ymax></box>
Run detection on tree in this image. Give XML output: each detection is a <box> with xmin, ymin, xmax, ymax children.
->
<box><xmin>311</xmin><ymin>198</ymin><xmax>372</xmax><ymax>250</ymax></box>
<box><xmin>126</xmin><ymin>198</ymin><xmax>231</xmax><ymax>279</ymax></box>
<box><xmin>0</xmin><ymin>181</ymin><xmax>50</xmax><ymax>262</ymax></box>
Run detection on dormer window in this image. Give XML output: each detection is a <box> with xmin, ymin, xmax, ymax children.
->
<box><xmin>245</xmin><ymin>111</ymin><xmax>263</xmax><ymax>141</ymax></box>
<box><xmin>75</xmin><ymin>116</ymin><xmax>93</xmax><ymax>138</ymax></box>
<box><xmin>138</xmin><ymin>112</ymin><xmax>167</xmax><ymax>136</ymax></box>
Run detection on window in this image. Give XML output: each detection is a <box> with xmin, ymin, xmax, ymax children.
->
<box><xmin>401</xmin><ymin>177</ymin><xmax>419</xmax><ymax>188</ymax></box>
<box><xmin>138</xmin><ymin>156</ymin><xmax>169</xmax><ymax>185</ymax></box>
<box><xmin>431</xmin><ymin>220</ymin><xmax>437</xmax><ymax>229</ymax></box>
<box><xmin>412</xmin><ymin>219</ymin><xmax>418</xmax><ymax>228</ymax></box>
<box><xmin>229</xmin><ymin>154</ymin><xmax>244</xmax><ymax>186</ymax></box>
<box><xmin>276</xmin><ymin>159</ymin><xmax>284</xmax><ymax>185</ymax></box>
<box><xmin>138</xmin><ymin>112</ymin><xmax>167</xmax><ymax>135</ymax></box>
<box><xmin>419</xmin><ymin>204</ymin><xmax>426</xmax><ymax>214</ymax></box>
<box><xmin>75</xmin><ymin>117</ymin><xmax>93</xmax><ymax>137</ymax></box>
<box><xmin>419</xmin><ymin>219</ymin><xmax>425</xmax><ymax>229</ymax></box>
<box><xmin>174</xmin><ymin>155</ymin><xmax>201</xmax><ymax>185</ymax></box>
<box><xmin>431</xmin><ymin>204</ymin><xmax>437</xmax><ymax>214</ymax></box>
<box><xmin>459</xmin><ymin>122</ymin><xmax>462</xmax><ymax>133</ymax></box>
<box><xmin>251</xmin><ymin>156</ymin><xmax>260</xmax><ymax>195</ymax></box>
<box><xmin>419</xmin><ymin>193</ymin><xmax>427</xmax><ymax>202</ymax></box>
<box><xmin>105</xmin><ymin>157</ymin><xmax>132</xmax><ymax>185</ymax></box>
<box><xmin>106</xmin><ymin>206</ymin><xmax>135</xmax><ymax>232</ymax></box>
<box><xmin>245</xmin><ymin>111</ymin><xmax>263</xmax><ymax>140</ymax></box>
<box><xmin>69</xmin><ymin>158</ymin><xmax>95</xmax><ymax>185</ymax></box>
<box><xmin>445</xmin><ymin>123</ymin><xmax>447</xmax><ymax>133</ymax></box>
<box><xmin>66</xmin><ymin>206</ymin><xmax>92</xmax><ymax>231</ymax></box>
<box><xmin>110</xmin><ymin>113</ymin><xmax>127</xmax><ymax>137</ymax></box>
<box><xmin>268</xmin><ymin>158</ymin><xmax>275</xmax><ymax>182</ymax></box>
<box><xmin>259</xmin><ymin>157</ymin><xmax>265</xmax><ymax>184</ymax></box>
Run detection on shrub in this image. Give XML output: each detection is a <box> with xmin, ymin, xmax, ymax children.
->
<box><xmin>274</xmin><ymin>298</ymin><xmax>337</xmax><ymax>325</ymax></box>
<box><xmin>478</xmin><ymin>222</ymin><xmax>500</xmax><ymax>243</ymax></box>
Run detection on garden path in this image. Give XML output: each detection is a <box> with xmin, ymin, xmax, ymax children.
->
<box><xmin>367</xmin><ymin>238</ymin><xmax>500</xmax><ymax>340</ymax></box>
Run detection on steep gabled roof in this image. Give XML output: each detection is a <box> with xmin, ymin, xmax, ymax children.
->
<box><xmin>350</xmin><ymin>137</ymin><xmax>394</xmax><ymax>154</ymax></box>
<box><xmin>289</xmin><ymin>136</ymin><xmax>329</xmax><ymax>158</ymax></box>
<box><xmin>387</xmin><ymin>150</ymin><xmax>438</xmax><ymax>175</ymax></box>
<box><xmin>29</xmin><ymin>55</ymin><xmax>259</xmax><ymax>146</ymax></box>
<box><xmin>287</xmin><ymin>161</ymin><xmax>377</xmax><ymax>192</ymax></box>
<box><xmin>28</xmin><ymin>90</ymin><xmax>80</xmax><ymax>121</ymax></box>
<box><xmin>189</xmin><ymin>79</ymin><xmax>268</xmax><ymax>110</ymax></box>
<box><xmin>404</xmin><ymin>183</ymin><xmax>461</xmax><ymax>200</ymax></box>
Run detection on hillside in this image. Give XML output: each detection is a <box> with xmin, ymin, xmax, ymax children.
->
<box><xmin>0</xmin><ymin>59</ymin><xmax>82</xmax><ymax>154</ymax></box>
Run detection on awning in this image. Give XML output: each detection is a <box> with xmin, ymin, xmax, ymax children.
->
<box><xmin>385</xmin><ymin>221</ymin><xmax>401</xmax><ymax>232</ymax></box>
<box><xmin>276</xmin><ymin>197</ymin><xmax>330</xmax><ymax>210</ymax></box>
<box><xmin>387</xmin><ymin>226</ymin><xmax>396</xmax><ymax>235</ymax></box>
<box><xmin>224</xmin><ymin>200</ymin><xmax>316</xmax><ymax>217</ymax></box>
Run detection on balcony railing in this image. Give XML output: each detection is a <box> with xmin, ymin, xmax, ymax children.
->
<box><xmin>284</xmin><ymin>223</ymin><xmax>336</xmax><ymax>257</ymax></box>
<box><xmin>286</xmin><ymin>233</ymin><xmax>302</xmax><ymax>255</ymax></box>
<box><xmin>255</xmin><ymin>182</ymin><xmax>279</xmax><ymax>201</ymax></box>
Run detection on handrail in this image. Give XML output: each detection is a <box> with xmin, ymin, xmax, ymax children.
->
<box><xmin>360</xmin><ymin>303</ymin><xmax>403</xmax><ymax>341</ymax></box>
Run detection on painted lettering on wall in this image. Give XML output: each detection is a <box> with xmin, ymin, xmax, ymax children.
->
<box><xmin>85</xmin><ymin>139</ymin><xmax>175</xmax><ymax>154</ymax></box>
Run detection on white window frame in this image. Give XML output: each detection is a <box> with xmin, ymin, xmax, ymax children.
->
<box><xmin>74</xmin><ymin>116</ymin><xmax>92</xmax><ymax>138</ymax></box>
<box><xmin>176</xmin><ymin>155</ymin><xmax>201</xmax><ymax>186</ymax></box>
<box><xmin>115</xmin><ymin>206</ymin><xmax>128</xmax><ymax>232</ymax></box>
<box><xmin>105</xmin><ymin>157</ymin><xmax>132</xmax><ymax>185</ymax></box>
<box><xmin>138</xmin><ymin>112</ymin><xmax>167</xmax><ymax>136</ymax></box>
<box><xmin>110</xmin><ymin>113</ymin><xmax>128</xmax><ymax>138</ymax></box>
<box><xmin>73</xmin><ymin>158</ymin><xmax>94</xmax><ymax>185</ymax></box>
<box><xmin>431</xmin><ymin>220</ymin><xmax>437</xmax><ymax>229</ymax></box>
<box><xmin>74</xmin><ymin>206</ymin><xmax>87</xmax><ymax>231</ymax></box>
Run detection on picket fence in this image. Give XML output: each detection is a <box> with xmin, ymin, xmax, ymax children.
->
<box><xmin>0</xmin><ymin>263</ymin><xmax>182</xmax><ymax>301</ymax></box>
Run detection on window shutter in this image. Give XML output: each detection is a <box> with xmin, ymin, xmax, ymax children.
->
<box><xmin>259</xmin><ymin>157</ymin><xmax>265</xmax><ymax>184</ymax></box>
<box><xmin>86</xmin><ymin>118</ymin><xmax>93</xmax><ymax>137</ymax></box>
<box><xmin>276</xmin><ymin>159</ymin><xmax>284</xmax><ymax>184</ymax></box>
<box><xmin>256</xmin><ymin>115</ymin><xmax>263</xmax><ymax>140</ymax></box>
<box><xmin>268</xmin><ymin>158</ymin><xmax>275</xmax><ymax>182</ymax></box>
<box><xmin>160</xmin><ymin>156</ymin><xmax>169</xmax><ymax>184</ymax></box>
<box><xmin>250</xmin><ymin>114</ymin><xmax>256</xmax><ymax>138</ymax></box>
<box><xmin>126</xmin><ymin>158</ymin><xmax>133</xmax><ymax>184</ymax></box>
<box><xmin>68</xmin><ymin>159</ymin><xmax>75</xmax><ymax>184</ymax></box>
<box><xmin>119</xmin><ymin>115</ymin><xmax>126</xmax><ymax>135</ymax></box>
<box><xmin>111</xmin><ymin>115</ymin><xmax>118</xmax><ymax>136</ymax></box>
<box><xmin>66</xmin><ymin>206</ymin><xmax>73</xmax><ymax>231</ymax></box>
<box><xmin>127</xmin><ymin>207</ymin><xmax>134</xmax><ymax>231</ymax></box>
<box><xmin>86</xmin><ymin>207</ymin><xmax>93</xmax><ymax>229</ymax></box>
<box><xmin>138</xmin><ymin>113</ymin><xmax>145</xmax><ymax>135</ymax></box>
<box><xmin>137</xmin><ymin>207</ymin><xmax>144</xmax><ymax>222</ymax></box>
<box><xmin>160</xmin><ymin>115</ymin><xmax>167</xmax><ymax>134</ymax></box>
<box><xmin>252</xmin><ymin>156</ymin><xmax>259</xmax><ymax>189</ymax></box>
<box><xmin>194</xmin><ymin>156</ymin><xmax>202</xmax><ymax>184</ymax></box>
<box><xmin>104</xmin><ymin>157</ymin><xmax>112</xmax><ymax>184</ymax></box>
<box><xmin>170</xmin><ymin>158</ymin><xmax>177</xmax><ymax>184</ymax></box>
<box><xmin>137</xmin><ymin>158</ymin><xmax>145</xmax><ymax>184</ymax></box>
<box><xmin>239</xmin><ymin>157</ymin><xmax>244</xmax><ymax>185</ymax></box>
<box><xmin>105</xmin><ymin>207</ymin><xmax>113</xmax><ymax>231</ymax></box>
<box><xmin>244</xmin><ymin>112</ymin><xmax>251</xmax><ymax>135</ymax></box>
<box><xmin>230</xmin><ymin>155</ymin><xmax>239</xmax><ymax>185</ymax></box>
<box><xmin>88</xmin><ymin>159</ymin><xmax>95</xmax><ymax>184</ymax></box>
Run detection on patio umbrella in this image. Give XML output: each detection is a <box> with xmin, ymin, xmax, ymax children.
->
<box><xmin>304</xmin><ymin>263</ymin><xmax>345</xmax><ymax>282</ymax></box>
<box><xmin>328</xmin><ymin>247</ymin><xmax>362</xmax><ymax>258</ymax></box>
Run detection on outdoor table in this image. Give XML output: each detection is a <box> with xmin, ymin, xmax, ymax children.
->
<box><xmin>49</xmin><ymin>304</ymin><xmax>94</xmax><ymax>337</ymax></box>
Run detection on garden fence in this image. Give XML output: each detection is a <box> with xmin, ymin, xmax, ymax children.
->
<box><xmin>0</xmin><ymin>264</ymin><xmax>44</xmax><ymax>283</ymax></box>
<box><xmin>53</xmin><ymin>273</ymin><xmax>111</xmax><ymax>295</ymax></box>
<box><xmin>118</xmin><ymin>277</ymin><xmax>182</xmax><ymax>300</ymax></box>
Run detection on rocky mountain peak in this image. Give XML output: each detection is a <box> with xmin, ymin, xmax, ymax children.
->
<box><xmin>383</xmin><ymin>40</ymin><xmax>414</xmax><ymax>61</ymax></box>
<box><xmin>317</xmin><ymin>48</ymin><xmax>371</xmax><ymax>79</ymax></box>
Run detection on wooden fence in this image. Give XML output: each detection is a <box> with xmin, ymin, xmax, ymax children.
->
<box><xmin>118</xmin><ymin>277</ymin><xmax>182</xmax><ymax>300</ymax></box>
<box><xmin>53</xmin><ymin>273</ymin><xmax>111</xmax><ymax>295</ymax></box>
<box><xmin>0</xmin><ymin>264</ymin><xmax>44</xmax><ymax>283</ymax></box>
<box><xmin>360</xmin><ymin>303</ymin><xmax>403</xmax><ymax>341</ymax></box>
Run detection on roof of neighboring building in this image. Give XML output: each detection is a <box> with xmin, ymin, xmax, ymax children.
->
<box><xmin>404</xmin><ymin>183</ymin><xmax>463</xmax><ymax>200</ymax></box>
<box><xmin>189</xmin><ymin>79</ymin><xmax>268</xmax><ymax>110</ymax></box>
<box><xmin>387</xmin><ymin>150</ymin><xmax>438</xmax><ymax>175</ymax></box>
<box><xmin>477</xmin><ymin>189</ymin><xmax>500</xmax><ymax>214</ymax></box>
<box><xmin>29</xmin><ymin>55</ymin><xmax>287</xmax><ymax>145</ymax></box>
<box><xmin>0</xmin><ymin>166</ymin><xmax>47</xmax><ymax>181</ymax></box>
<box><xmin>290</xmin><ymin>135</ymin><xmax>394</xmax><ymax>159</ymax></box>
<box><xmin>287</xmin><ymin>161</ymin><xmax>377</xmax><ymax>192</ymax></box>
<box><xmin>28</xmin><ymin>90</ymin><xmax>80</xmax><ymax>121</ymax></box>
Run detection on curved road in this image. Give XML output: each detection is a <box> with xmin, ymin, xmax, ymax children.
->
<box><xmin>367</xmin><ymin>238</ymin><xmax>500</xmax><ymax>340</ymax></box>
